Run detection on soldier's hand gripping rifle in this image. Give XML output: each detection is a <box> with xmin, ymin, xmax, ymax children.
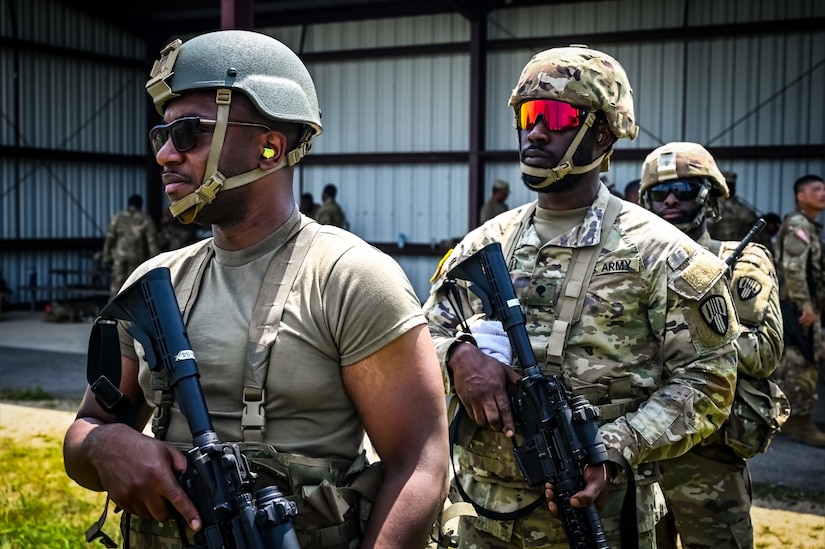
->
<box><xmin>445</xmin><ymin>242</ymin><xmax>609</xmax><ymax>549</ymax></box>
<box><xmin>96</xmin><ymin>267</ymin><xmax>300</xmax><ymax>549</ymax></box>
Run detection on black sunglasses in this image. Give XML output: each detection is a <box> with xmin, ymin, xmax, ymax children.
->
<box><xmin>647</xmin><ymin>180</ymin><xmax>704</xmax><ymax>202</ymax></box>
<box><xmin>149</xmin><ymin>116</ymin><xmax>273</xmax><ymax>155</ymax></box>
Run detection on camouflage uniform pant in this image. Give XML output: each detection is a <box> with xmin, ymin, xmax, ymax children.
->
<box><xmin>655</xmin><ymin>442</ymin><xmax>752</xmax><ymax>549</ymax></box>
<box><xmin>452</xmin><ymin>478</ymin><xmax>658</xmax><ymax>549</ymax></box>
<box><xmin>456</xmin><ymin>515</ymin><xmax>657</xmax><ymax>549</ymax></box>
<box><xmin>110</xmin><ymin>259</ymin><xmax>143</xmax><ymax>297</ymax></box>
<box><xmin>773</xmin><ymin>321</ymin><xmax>822</xmax><ymax>417</ymax></box>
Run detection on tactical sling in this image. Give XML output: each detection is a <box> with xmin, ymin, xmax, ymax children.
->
<box><xmin>88</xmin><ymin>218</ymin><xmax>380</xmax><ymax>548</ymax></box>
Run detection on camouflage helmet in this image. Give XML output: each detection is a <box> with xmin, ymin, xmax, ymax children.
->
<box><xmin>146</xmin><ymin>30</ymin><xmax>322</xmax><ymax>138</ymax></box>
<box><xmin>508</xmin><ymin>45</ymin><xmax>638</xmax><ymax>140</ymax></box>
<box><xmin>640</xmin><ymin>142</ymin><xmax>729</xmax><ymax>198</ymax></box>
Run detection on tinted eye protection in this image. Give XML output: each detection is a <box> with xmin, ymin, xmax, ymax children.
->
<box><xmin>516</xmin><ymin>100</ymin><xmax>586</xmax><ymax>131</ymax></box>
<box><xmin>149</xmin><ymin>117</ymin><xmax>272</xmax><ymax>155</ymax></box>
<box><xmin>648</xmin><ymin>180</ymin><xmax>703</xmax><ymax>202</ymax></box>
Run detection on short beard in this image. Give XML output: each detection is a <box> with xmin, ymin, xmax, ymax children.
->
<box><xmin>523</xmin><ymin>172</ymin><xmax>585</xmax><ymax>194</ymax></box>
<box><xmin>521</xmin><ymin>129</ymin><xmax>604</xmax><ymax>194</ymax></box>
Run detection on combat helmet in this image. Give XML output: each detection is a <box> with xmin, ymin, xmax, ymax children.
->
<box><xmin>145</xmin><ymin>30</ymin><xmax>323</xmax><ymax>223</ymax></box>
<box><xmin>508</xmin><ymin>45</ymin><xmax>639</xmax><ymax>189</ymax></box>
<box><xmin>640</xmin><ymin>141</ymin><xmax>729</xmax><ymax>232</ymax></box>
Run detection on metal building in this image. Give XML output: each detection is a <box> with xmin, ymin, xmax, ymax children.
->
<box><xmin>1</xmin><ymin>0</ymin><xmax>823</xmax><ymax>306</ymax></box>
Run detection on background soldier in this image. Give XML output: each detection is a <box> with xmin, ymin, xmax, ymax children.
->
<box><xmin>624</xmin><ymin>178</ymin><xmax>641</xmax><ymax>204</ymax></box>
<box><xmin>423</xmin><ymin>46</ymin><xmax>739</xmax><ymax>549</ymax></box>
<box><xmin>708</xmin><ymin>171</ymin><xmax>772</xmax><ymax>249</ymax></box>
<box><xmin>773</xmin><ymin>174</ymin><xmax>825</xmax><ymax>447</ymax></box>
<box><xmin>479</xmin><ymin>179</ymin><xmax>510</xmax><ymax>224</ymax></box>
<box><xmin>299</xmin><ymin>191</ymin><xmax>320</xmax><ymax>219</ymax></box>
<box><xmin>157</xmin><ymin>208</ymin><xmax>198</xmax><ymax>252</ymax></box>
<box><xmin>639</xmin><ymin>142</ymin><xmax>784</xmax><ymax>549</ymax></box>
<box><xmin>101</xmin><ymin>193</ymin><xmax>159</xmax><ymax>297</ymax></box>
<box><xmin>315</xmin><ymin>182</ymin><xmax>349</xmax><ymax>228</ymax></box>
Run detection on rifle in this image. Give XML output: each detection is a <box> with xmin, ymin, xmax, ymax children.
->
<box><xmin>97</xmin><ymin>267</ymin><xmax>300</xmax><ymax>549</ymax></box>
<box><xmin>724</xmin><ymin>218</ymin><xmax>766</xmax><ymax>268</ymax></box>
<box><xmin>445</xmin><ymin>242</ymin><xmax>609</xmax><ymax>549</ymax></box>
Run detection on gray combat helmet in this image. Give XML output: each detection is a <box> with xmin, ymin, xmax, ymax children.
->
<box><xmin>147</xmin><ymin>30</ymin><xmax>322</xmax><ymax>137</ymax></box>
<box><xmin>145</xmin><ymin>30</ymin><xmax>323</xmax><ymax>224</ymax></box>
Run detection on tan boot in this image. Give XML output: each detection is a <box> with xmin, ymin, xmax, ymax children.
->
<box><xmin>781</xmin><ymin>414</ymin><xmax>825</xmax><ymax>448</ymax></box>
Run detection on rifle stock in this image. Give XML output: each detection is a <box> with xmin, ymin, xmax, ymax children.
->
<box><xmin>446</xmin><ymin>243</ymin><xmax>609</xmax><ymax>549</ymax></box>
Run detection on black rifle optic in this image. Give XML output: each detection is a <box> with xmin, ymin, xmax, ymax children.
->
<box><xmin>98</xmin><ymin>267</ymin><xmax>300</xmax><ymax>549</ymax></box>
<box><xmin>445</xmin><ymin>242</ymin><xmax>609</xmax><ymax>549</ymax></box>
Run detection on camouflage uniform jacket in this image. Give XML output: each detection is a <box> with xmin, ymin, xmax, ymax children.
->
<box><xmin>775</xmin><ymin>209</ymin><xmax>824</xmax><ymax>313</ymax></box>
<box><xmin>102</xmin><ymin>206</ymin><xmax>160</xmax><ymax>263</ymax></box>
<box><xmin>315</xmin><ymin>198</ymin><xmax>348</xmax><ymax>229</ymax></box>
<box><xmin>423</xmin><ymin>186</ymin><xmax>739</xmax><ymax>537</ymax></box>
<box><xmin>700</xmin><ymin>233</ymin><xmax>783</xmax><ymax>379</ymax></box>
<box><xmin>479</xmin><ymin>198</ymin><xmax>509</xmax><ymax>225</ymax></box>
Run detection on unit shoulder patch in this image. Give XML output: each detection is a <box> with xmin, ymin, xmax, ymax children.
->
<box><xmin>699</xmin><ymin>294</ymin><xmax>731</xmax><ymax>336</ymax></box>
<box><xmin>736</xmin><ymin>277</ymin><xmax>762</xmax><ymax>301</ymax></box>
<box><xmin>684</xmin><ymin>281</ymin><xmax>739</xmax><ymax>350</ymax></box>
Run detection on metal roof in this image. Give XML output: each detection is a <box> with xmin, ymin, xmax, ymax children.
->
<box><xmin>56</xmin><ymin>0</ymin><xmax>570</xmax><ymax>46</ymax></box>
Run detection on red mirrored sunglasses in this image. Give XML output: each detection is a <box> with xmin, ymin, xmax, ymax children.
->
<box><xmin>516</xmin><ymin>99</ymin><xmax>587</xmax><ymax>132</ymax></box>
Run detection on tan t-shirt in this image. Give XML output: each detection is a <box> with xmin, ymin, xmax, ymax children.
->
<box><xmin>120</xmin><ymin>210</ymin><xmax>424</xmax><ymax>461</ymax></box>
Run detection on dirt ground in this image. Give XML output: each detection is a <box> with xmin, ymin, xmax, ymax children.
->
<box><xmin>2</xmin><ymin>401</ymin><xmax>823</xmax><ymax>548</ymax></box>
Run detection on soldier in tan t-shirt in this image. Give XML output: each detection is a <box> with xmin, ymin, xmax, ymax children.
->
<box><xmin>64</xmin><ymin>30</ymin><xmax>449</xmax><ymax>549</ymax></box>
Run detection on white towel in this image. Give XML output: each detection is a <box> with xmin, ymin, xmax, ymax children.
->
<box><xmin>469</xmin><ymin>316</ymin><xmax>512</xmax><ymax>365</ymax></box>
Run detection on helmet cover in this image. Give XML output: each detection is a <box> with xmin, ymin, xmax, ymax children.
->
<box><xmin>508</xmin><ymin>45</ymin><xmax>638</xmax><ymax>140</ymax></box>
<box><xmin>640</xmin><ymin>142</ymin><xmax>729</xmax><ymax>198</ymax></box>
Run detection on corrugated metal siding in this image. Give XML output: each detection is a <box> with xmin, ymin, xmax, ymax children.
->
<box><xmin>489</xmin><ymin>0</ymin><xmax>825</xmax><ymax>36</ymax></box>
<box><xmin>297</xmin><ymin>163</ymin><xmax>468</xmax><ymax>242</ymax></box>
<box><xmin>306</xmin><ymin>55</ymin><xmax>469</xmax><ymax>154</ymax></box>
<box><xmin>2</xmin><ymin>0</ymin><xmax>145</xmax><ymax>57</ymax></box>
<box><xmin>14</xmin><ymin>51</ymin><xmax>146</xmax><ymax>153</ymax></box>
<box><xmin>488</xmin><ymin>0</ymin><xmax>683</xmax><ymax>37</ymax></box>
<box><xmin>1</xmin><ymin>0</ymin><xmax>147</xmax><ymax>305</ymax></box>
<box><xmin>2</xmin><ymin>0</ymin><xmax>824</xmax><ymax>305</ymax></box>
<box><xmin>299</xmin><ymin>14</ymin><xmax>468</xmax><ymax>51</ymax></box>
<box><xmin>3</xmin><ymin>160</ymin><xmax>146</xmax><ymax>239</ymax></box>
<box><xmin>395</xmin><ymin>256</ymin><xmax>441</xmax><ymax>302</ymax></box>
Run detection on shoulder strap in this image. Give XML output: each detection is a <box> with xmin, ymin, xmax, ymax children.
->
<box><xmin>501</xmin><ymin>201</ymin><xmax>538</xmax><ymax>266</ymax></box>
<box><xmin>545</xmin><ymin>194</ymin><xmax>622</xmax><ymax>368</ymax></box>
<box><xmin>242</xmin><ymin>219</ymin><xmax>321</xmax><ymax>442</ymax></box>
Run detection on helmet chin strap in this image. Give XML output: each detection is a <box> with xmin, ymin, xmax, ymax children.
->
<box><xmin>169</xmin><ymin>88</ymin><xmax>309</xmax><ymax>224</ymax></box>
<box><xmin>519</xmin><ymin>112</ymin><xmax>611</xmax><ymax>191</ymax></box>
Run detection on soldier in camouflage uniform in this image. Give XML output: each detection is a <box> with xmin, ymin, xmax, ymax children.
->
<box><xmin>707</xmin><ymin>172</ymin><xmax>772</xmax><ymax>250</ymax></box>
<box><xmin>423</xmin><ymin>46</ymin><xmax>739</xmax><ymax>549</ymax></box>
<box><xmin>157</xmin><ymin>208</ymin><xmax>197</xmax><ymax>252</ymax></box>
<box><xmin>639</xmin><ymin>142</ymin><xmax>784</xmax><ymax>549</ymax></box>
<box><xmin>479</xmin><ymin>179</ymin><xmax>511</xmax><ymax>224</ymax></box>
<box><xmin>773</xmin><ymin>174</ymin><xmax>825</xmax><ymax>447</ymax></box>
<box><xmin>102</xmin><ymin>194</ymin><xmax>160</xmax><ymax>297</ymax></box>
<box><xmin>315</xmin><ymin>183</ymin><xmax>349</xmax><ymax>229</ymax></box>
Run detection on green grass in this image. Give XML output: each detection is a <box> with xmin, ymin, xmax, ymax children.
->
<box><xmin>0</xmin><ymin>433</ymin><xmax>122</xmax><ymax>549</ymax></box>
<box><xmin>0</xmin><ymin>387</ymin><xmax>54</xmax><ymax>401</ymax></box>
<box><xmin>753</xmin><ymin>483</ymin><xmax>825</xmax><ymax>506</ymax></box>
